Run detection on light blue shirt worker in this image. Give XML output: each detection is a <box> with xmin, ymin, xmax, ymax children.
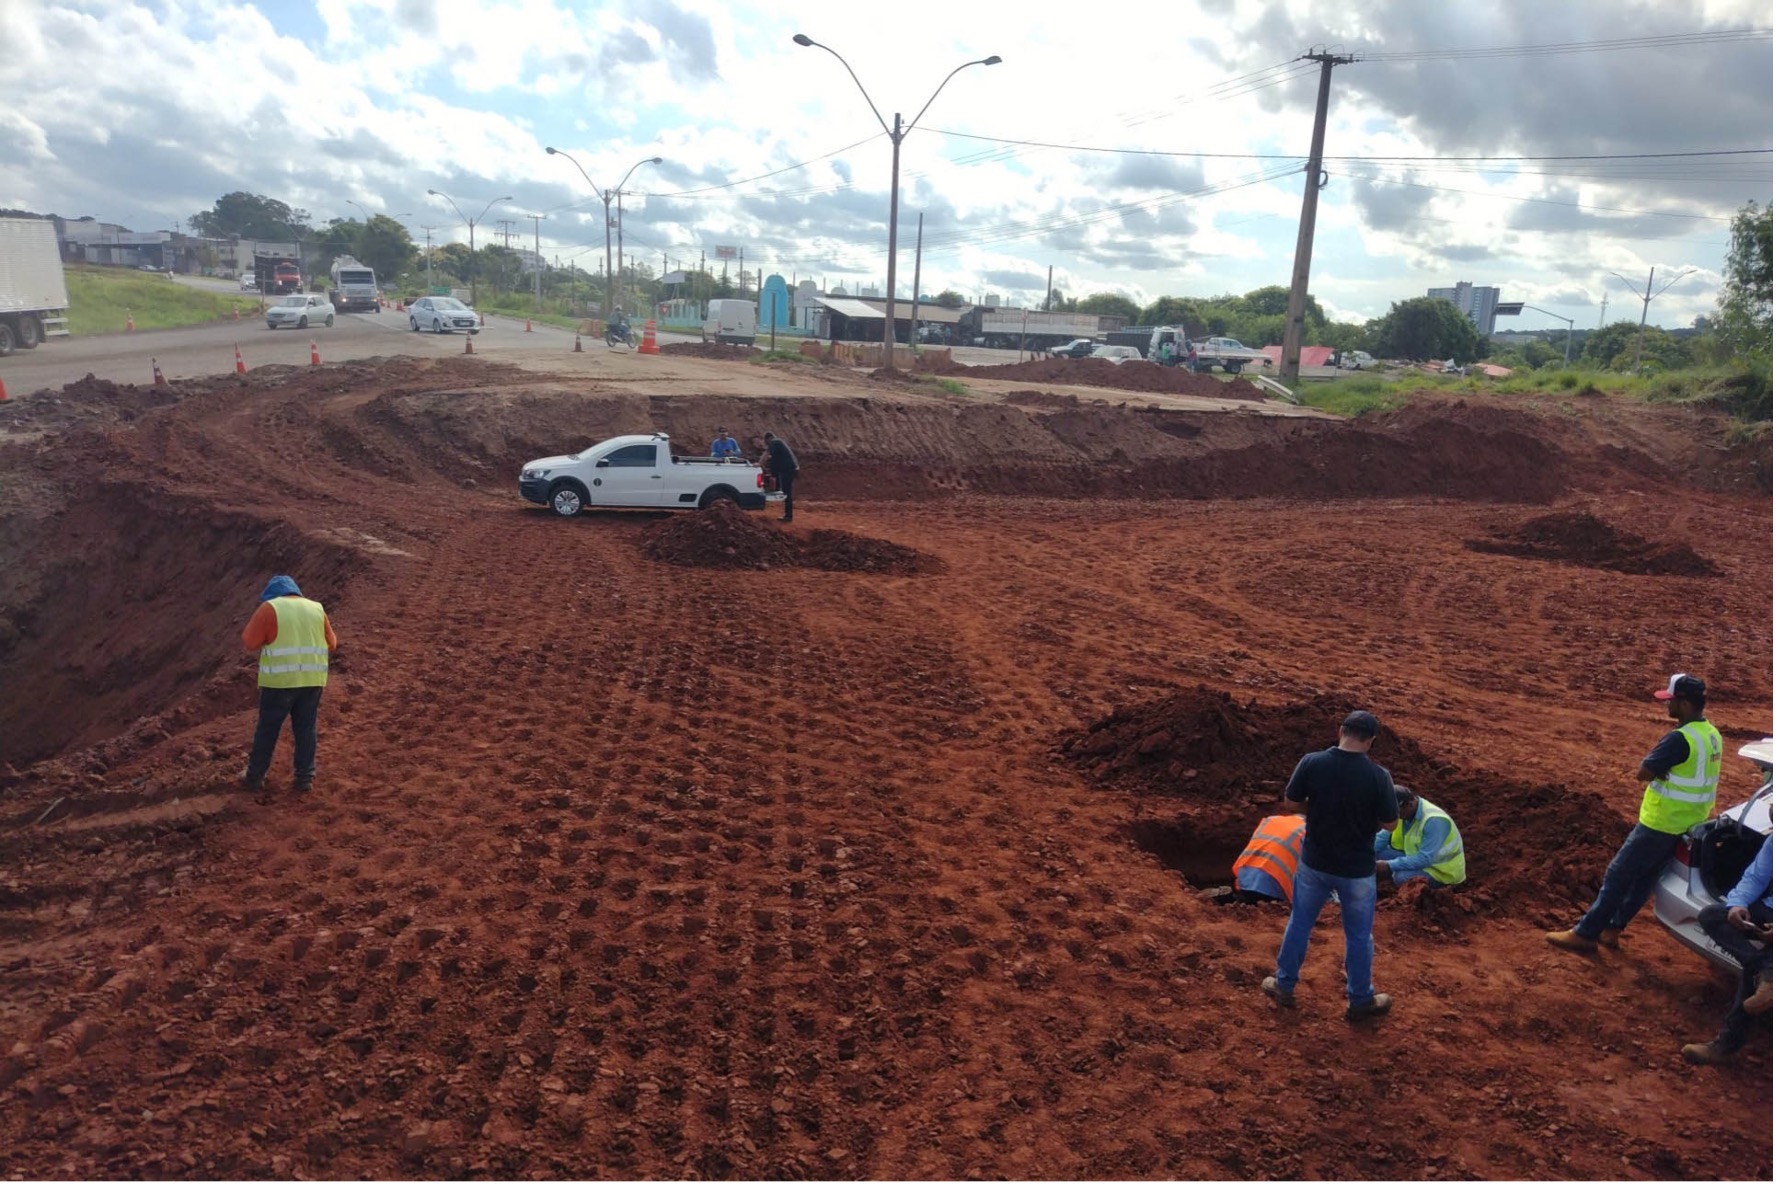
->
<box><xmin>710</xmin><ymin>430</ymin><xmax>741</xmax><ymax>458</ymax></box>
<box><xmin>1374</xmin><ymin>795</ymin><xmax>1456</xmax><ymax>883</ymax></box>
<box><xmin>1236</xmin><ymin>866</ymin><xmax>1288</xmax><ymax>902</ymax></box>
<box><xmin>1727</xmin><ymin>834</ymin><xmax>1774</xmax><ymax>911</ymax></box>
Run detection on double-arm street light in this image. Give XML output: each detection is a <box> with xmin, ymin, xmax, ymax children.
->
<box><xmin>1609</xmin><ymin>266</ymin><xmax>1697</xmax><ymax>371</ymax></box>
<box><xmin>346</xmin><ymin>200</ymin><xmax>412</xmax><ymax>226</ymax></box>
<box><xmin>1521</xmin><ymin>304</ymin><xmax>1576</xmax><ymax>364</ymax></box>
<box><xmin>793</xmin><ymin>33</ymin><xmax>1000</xmax><ymax>364</ymax></box>
<box><xmin>544</xmin><ymin>147</ymin><xmax>663</xmax><ymax>318</ymax></box>
<box><xmin>426</xmin><ymin>188</ymin><xmax>512</xmax><ymax>307</ymax></box>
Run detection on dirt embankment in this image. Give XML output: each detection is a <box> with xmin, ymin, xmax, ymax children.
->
<box><xmin>937</xmin><ymin>355</ymin><xmax>1266</xmax><ymax>399</ymax></box>
<box><xmin>658</xmin><ymin>342</ymin><xmax>759</xmax><ymax>361</ymax></box>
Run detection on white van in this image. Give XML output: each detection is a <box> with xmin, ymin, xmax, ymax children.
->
<box><xmin>703</xmin><ymin>300</ymin><xmax>756</xmax><ymax>347</ymax></box>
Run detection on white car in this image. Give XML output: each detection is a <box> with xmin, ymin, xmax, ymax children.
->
<box><xmin>1091</xmin><ymin>345</ymin><xmax>1143</xmax><ymax>365</ymax></box>
<box><xmin>1344</xmin><ymin>350</ymin><xmax>1378</xmax><ymax>370</ymax></box>
<box><xmin>518</xmin><ymin>433</ymin><xmax>776</xmax><ymax>517</ymax></box>
<box><xmin>265</xmin><ymin>293</ymin><xmax>335</xmax><ymax>330</ymax></box>
<box><xmin>1653</xmin><ymin>737</ymin><xmax>1774</xmax><ymax>973</ymax></box>
<box><xmin>409</xmin><ymin>296</ymin><xmax>480</xmax><ymax>335</ymax></box>
<box><xmin>239</xmin><ymin>273</ymin><xmax>261</xmax><ymax>292</ymax></box>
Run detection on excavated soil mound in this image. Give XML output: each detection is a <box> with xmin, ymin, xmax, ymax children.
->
<box><xmin>1466</xmin><ymin>511</ymin><xmax>1717</xmax><ymax>576</ymax></box>
<box><xmin>0</xmin><ymin>373</ymin><xmax>181</xmax><ymax>436</ymax></box>
<box><xmin>950</xmin><ymin>357</ymin><xmax>1265</xmax><ymax>400</ymax></box>
<box><xmin>638</xmin><ymin>501</ymin><xmax>940</xmax><ymax>574</ymax></box>
<box><xmin>1061</xmin><ymin>685</ymin><xmax>1627</xmax><ymax>919</ymax></box>
<box><xmin>659</xmin><ymin>342</ymin><xmax>757</xmax><ymax>360</ymax></box>
<box><xmin>1002</xmin><ymin>390</ymin><xmax>1082</xmax><ymax>409</ymax></box>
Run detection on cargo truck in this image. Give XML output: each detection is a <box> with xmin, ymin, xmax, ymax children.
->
<box><xmin>958</xmin><ymin>307</ymin><xmax>1102</xmax><ymax>351</ymax></box>
<box><xmin>327</xmin><ymin>256</ymin><xmax>379</xmax><ymax>313</ymax></box>
<box><xmin>0</xmin><ymin>217</ymin><xmax>71</xmax><ymax>357</ymax></box>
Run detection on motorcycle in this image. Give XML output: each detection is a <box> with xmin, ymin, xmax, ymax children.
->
<box><xmin>605</xmin><ymin>320</ymin><xmax>636</xmax><ymax>349</ymax></box>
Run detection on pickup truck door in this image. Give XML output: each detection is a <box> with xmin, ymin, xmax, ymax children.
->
<box><xmin>591</xmin><ymin>442</ymin><xmax>669</xmax><ymax>506</ymax></box>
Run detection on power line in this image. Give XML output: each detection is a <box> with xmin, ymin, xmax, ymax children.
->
<box><xmin>1338</xmin><ymin>172</ymin><xmax>1744</xmax><ymax>221</ymax></box>
<box><xmin>1363</xmin><ymin>27</ymin><xmax>1771</xmax><ymax>60</ymax></box>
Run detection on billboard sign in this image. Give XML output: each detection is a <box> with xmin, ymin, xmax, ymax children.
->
<box><xmin>713</xmin><ymin>245</ymin><xmax>738</xmax><ymax>260</ymax></box>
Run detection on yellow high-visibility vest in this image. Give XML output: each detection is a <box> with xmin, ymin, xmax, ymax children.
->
<box><xmin>258</xmin><ymin>597</ymin><xmax>329</xmax><ymax>689</ymax></box>
<box><xmin>1639</xmin><ymin>720</ymin><xmax>1722</xmax><ymax>834</ymax></box>
<box><xmin>1388</xmin><ymin>797</ymin><xmax>1466</xmax><ymax>885</ymax></box>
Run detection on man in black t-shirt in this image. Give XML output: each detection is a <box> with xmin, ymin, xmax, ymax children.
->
<box><xmin>1262</xmin><ymin>710</ymin><xmax>1401</xmax><ymax>1020</ymax></box>
<box><xmin>762</xmin><ymin>431</ymin><xmax>800</xmax><ymax>523</ymax></box>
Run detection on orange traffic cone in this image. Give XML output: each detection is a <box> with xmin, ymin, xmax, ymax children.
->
<box><xmin>464</xmin><ymin>335</ymin><xmax>474</xmax><ymax>356</ymax></box>
<box><xmin>309</xmin><ymin>339</ymin><xmax>321</xmax><ymax>366</ymax></box>
<box><xmin>524</xmin><ymin>318</ymin><xmax>533</xmax><ymax>333</ymax></box>
<box><xmin>232</xmin><ymin>306</ymin><xmax>240</xmax><ymax>321</ymax></box>
<box><xmin>151</xmin><ymin>358</ymin><xmax>167</xmax><ymax>387</ymax></box>
<box><xmin>573</xmin><ymin>333</ymin><xmax>583</xmax><ymax>353</ymax></box>
<box><xmin>479</xmin><ymin>311</ymin><xmax>486</xmax><ymax>327</ymax></box>
<box><xmin>234</xmin><ymin>345</ymin><xmax>247</xmax><ymax>375</ymax></box>
<box><xmin>126</xmin><ymin>310</ymin><xmax>135</xmax><ymax>332</ymax></box>
<box><xmin>0</xmin><ymin>376</ymin><xmax>8</xmax><ymax>401</ymax></box>
<box><xmin>397</xmin><ymin>299</ymin><xmax>405</xmax><ymax>312</ymax></box>
<box><xmin>639</xmin><ymin>319</ymin><xmax>659</xmax><ymax>355</ymax></box>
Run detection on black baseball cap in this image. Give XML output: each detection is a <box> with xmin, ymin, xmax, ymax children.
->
<box><xmin>1341</xmin><ymin>710</ymin><xmax>1381</xmax><ymax>740</ymax></box>
<box><xmin>1654</xmin><ymin>673</ymin><xmax>1707</xmax><ymax>702</ymax></box>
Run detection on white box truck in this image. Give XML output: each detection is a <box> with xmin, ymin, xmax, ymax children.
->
<box><xmin>0</xmin><ymin>217</ymin><xmax>71</xmax><ymax>356</ymax></box>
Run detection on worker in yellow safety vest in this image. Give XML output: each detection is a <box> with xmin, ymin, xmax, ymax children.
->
<box><xmin>1374</xmin><ymin>783</ymin><xmax>1466</xmax><ymax>887</ymax></box>
<box><xmin>1548</xmin><ymin>673</ymin><xmax>1722</xmax><ymax>953</ymax></box>
<box><xmin>1233</xmin><ymin>814</ymin><xmax>1306</xmax><ymax>904</ymax></box>
<box><xmin>239</xmin><ymin>575</ymin><xmax>337</xmax><ymax>794</ymax></box>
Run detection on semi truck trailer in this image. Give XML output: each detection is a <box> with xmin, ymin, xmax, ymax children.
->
<box><xmin>0</xmin><ymin>217</ymin><xmax>71</xmax><ymax>357</ymax></box>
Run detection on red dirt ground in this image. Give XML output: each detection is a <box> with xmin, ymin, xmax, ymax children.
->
<box><xmin>1466</xmin><ymin>510</ymin><xmax>1719</xmax><ymax>576</ymax></box>
<box><xmin>0</xmin><ymin>358</ymin><xmax>1769</xmax><ymax>1179</ymax></box>
<box><xmin>658</xmin><ymin>343</ymin><xmax>759</xmax><ymax>361</ymax></box>
<box><xmin>639</xmin><ymin>502</ymin><xmax>942</xmax><ymax>575</ymax></box>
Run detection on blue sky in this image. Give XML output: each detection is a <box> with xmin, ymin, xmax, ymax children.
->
<box><xmin>2</xmin><ymin>0</ymin><xmax>1770</xmax><ymax>330</ymax></box>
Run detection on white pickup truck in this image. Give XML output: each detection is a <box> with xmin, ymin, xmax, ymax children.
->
<box><xmin>1188</xmin><ymin>336</ymin><xmax>1269</xmax><ymax>374</ymax></box>
<box><xmin>518</xmin><ymin>433</ymin><xmax>775</xmax><ymax>517</ymax></box>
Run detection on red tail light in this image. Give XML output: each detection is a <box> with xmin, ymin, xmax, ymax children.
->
<box><xmin>756</xmin><ymin>472</ymin><xmax>764</xmax><ymax>488</ymax></box>
<box><xmin>1673</xmin><ymin>838</ymin><xmax>1692</xmax><ymax>867</ymax></box>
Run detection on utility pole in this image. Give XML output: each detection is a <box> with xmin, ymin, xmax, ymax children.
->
<box><xmin>909</xmin><ymin>213</ymin><xmax>924</xmax><ymax>347</ymax></box>
<box><xmin>420</xmin><ymin>225</ymin><xmax>437</xmax><ymax>291</ymax></box>
<box><xmin>1044</xmin><ymin>263</ymin><xmax>1053</xmax><ymax>312</ymax></box>
<box><xmin>616</xmin><ymin>191</ymin><xmax>625</xmax><ymax>313</ymax></box>
<box><xmin>1610</xmin><ymin>265</ymin><xmax>1696</xmax><ymax>370</ymax></box>
<box><xmin>1280</xmin><ymin>49</ymin><xmax>1355</xmax><ymax>386</ymax></box>
<box><xmin>1599</xmin><ymin>293</ymin><xmax>1608</xmax><ymax>328</ymax></box>
<box><xmin>524</xmin><ymin>214</ymin><xmax>546</xmax><ymax>311</ymax></box>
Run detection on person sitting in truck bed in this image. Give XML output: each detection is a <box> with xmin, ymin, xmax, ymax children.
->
<box><xmin>710</xmin><ymin>427</ymin><xmax>741</xmax><ymax>459</ymax></box>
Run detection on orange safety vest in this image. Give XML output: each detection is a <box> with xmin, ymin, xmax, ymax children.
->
<box><xmin>1233</xmin><ymin>815</ymin><xmax>1306</xmax><ymax>903</ymax></box>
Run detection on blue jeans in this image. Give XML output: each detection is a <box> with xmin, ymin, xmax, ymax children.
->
<box><xmin>1574</xmin><ymin>823</ymin><xmax>1677</xmax><ymax>939</ymax></box>
<box><xmin>1274</xmin><ymin>863</ymin><xmax>1379</xmax><ymax>1005</ymax></box>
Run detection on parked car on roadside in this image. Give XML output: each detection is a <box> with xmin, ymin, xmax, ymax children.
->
<box><xmin>265</xmin><ymin>293</ymin><xmax>335</xmax><ymax>330</ymax></box>
<box><xmin>1091</xmin><ymin>345</ymin><xmax>1143</xmax><ymax>365</ymax></box>
<box><xmin>1344</xmin><ymin>350</ymin><xmax>1378</xmax><ymax>370</ymax></box>
<box><xmin>1654</xmin><ymin>737</ymin><xmax>1774</xmax><ymax>973</ymax></box>
<box><xmin>409</xmin><ymin>295</ymin><xmax>480</xmax><ymax>335</ymax></box>
<box><xmin>1051</xmin><ymin>338</ymin><xmax>1096</xmax><ymax>358</ymax></box>
<box><xmin>239</xmin><ymin>273</ymin><xmax>261</xmax><ymax>292</ymax></box>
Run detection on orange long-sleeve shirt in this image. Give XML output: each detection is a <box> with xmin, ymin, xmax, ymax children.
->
<box><xmin>241</xmin><ymin>598</ymin><xmax>339</xmax><ymax>651</ymax></box>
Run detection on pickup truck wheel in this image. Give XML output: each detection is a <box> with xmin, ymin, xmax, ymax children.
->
<box><xmin>1224</xmin><ymin>362</ymin><xmax>1243</xmax><ymax>374</ymax></box>
<box><xmin>0</xmin><ymin>323</ymin><xmax>14</xmax><ymax>357</ymax></box>
<box><xmin>697</xmin><ymin>486</ymin><xmax>739</xmax><ymax>510</ymax></box>
<box><xmin>548</xmin><ymin>482</ymin><xmax>586</xmax><ymax>517</ymax></box>
<box><xmin>16</xmin><ymin>316</ymin><xmax>42</xmax><ymax>349</ymax></box>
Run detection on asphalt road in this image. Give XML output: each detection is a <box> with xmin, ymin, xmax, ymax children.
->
<box><xmin>3</xmin><ymin>306</ymin><xmax>1348</xmax><ymax>398</ymax></box>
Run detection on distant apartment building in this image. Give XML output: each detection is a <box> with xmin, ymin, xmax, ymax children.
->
<box><xmin>1427</xmin><ymin>281</ymin><xmax>1521</xmax><ymax>335</ymax></box>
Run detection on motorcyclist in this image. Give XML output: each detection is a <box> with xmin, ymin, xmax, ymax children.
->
<box><xmin>606</xmin><ymin>308</ymin><xmax>633</xmax><ymax>346</ymax></box>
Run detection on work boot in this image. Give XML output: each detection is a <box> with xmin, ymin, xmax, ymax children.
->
<box><xmin>294</xmin><ymin>778</ymin><xmax>313</xmax><ymax>794</ymax></box>
<box><xmin>1597</xmin><ymin>927</ymin><xmax>1623</xmax><ymax>949</ymax></box>
<box><xmin>1545</xmin><ymin>929</ymin><xmax>1597</xmax><ymax>953</ymax></box>
<box><xmin>1681</xmin><ymin>1039</ymin><xmax>1734</xmax><ymax>1066</ymax></box>
<box><xmin>1261</xmin><ymin>976</ymin><xmax>1295</xmax><ymax>1007</ymax></box>
<box><xmin>1744</xmin><ymin>972</ymin><xmax>1773</xmax><ymax>1015</ymax></box>
<box><xmin>240</xmin><ymin>770</ymin><xmax>265</xmax><ymax>792</ymax></box>
<box><xmin>1347</xmin><ymin>993</ymin><xmax>1393</xmax><ymax>1021</ymax></box>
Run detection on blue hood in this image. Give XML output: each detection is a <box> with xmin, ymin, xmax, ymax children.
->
<box><xmin>260</xmin><ymin>575</ymin><xmax>302</xmax><ymax>601</ymax></box>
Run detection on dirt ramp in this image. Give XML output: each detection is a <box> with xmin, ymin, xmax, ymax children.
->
<box><xmin>660</xmin><ymin>342</ymin><xmax>758</xmax><ymax>361</ymax></box>
<box><xmin>1466</xmin><ymin>511</ymin><xmax>1717</xmax><ymax>576</ymax></box>
<box><xmin>638</xmin><ymin>502</ymin><xmax>941</xmax><ymax>574</ymax></box>
<box><xmin>1062</xmin><ymin>685</ymin><xmax>1628</xmax><ymax>918</ymax></box>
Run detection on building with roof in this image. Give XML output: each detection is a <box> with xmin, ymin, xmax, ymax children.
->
<box><xmin>1428</xmin><ymin>281</ymin><xmax>1523</xmax><ymax>336</ymax></box>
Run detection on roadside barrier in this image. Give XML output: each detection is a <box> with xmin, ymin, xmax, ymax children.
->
<box><xmin>639</xmin><ymin>319</ymin><xmax>659</xmax><ymax>355</ymax></box>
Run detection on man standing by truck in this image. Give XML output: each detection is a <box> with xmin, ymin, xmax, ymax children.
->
<box><xmin>761</xmin><ymin>431</ymin><xmax>799</xmax><ymax>523</ymax></box>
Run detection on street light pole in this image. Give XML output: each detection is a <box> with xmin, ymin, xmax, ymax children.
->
<box><xmin>426</xmin><ymin>189</ymin><xmax>512</xmax><ymax>308</ymax></box>
<box><xmin>793</xmin><ymin>33</ymin><xmax>1000</xmax><ymax>368</ymax></box>
<box><xmin>545</xmin><ymin>148</ymin><xmax>662</xmax><ymax>318</ymax></box>
<box><xmin>1610</xmin><ymin>266</ymin><xmax>1696</xmax><ymax>371</ymax></box>
<box><xmin>1522</xmin><ymin>304</ymin><xmax>1576</xmax><ymax>364</ymax></box>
